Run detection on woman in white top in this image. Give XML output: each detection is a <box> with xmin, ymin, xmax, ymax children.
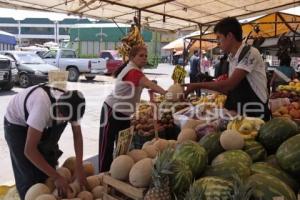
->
<box><xmin>98</xmin><ymin>45</ymin><xmax>166</xmax><ymax>172</ymax></box>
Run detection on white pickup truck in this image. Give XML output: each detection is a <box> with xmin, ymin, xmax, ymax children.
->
<box><xmin>42</xmin><ymin>49</ymin><xmax>106</xmax><ymax>81</ymax></box>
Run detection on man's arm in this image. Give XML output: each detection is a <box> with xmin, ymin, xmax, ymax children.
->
<box><xmin>184</xmin><ymin>68</ymin><xmax>248</xmax><ymax>95</ymax></box>
<box><xmin>71</xmin><ymin>124</ymin><xmax>87</xmax><ymax>189</ymax></box>
<box><xmin>25</xmin><ymin>127</ymin><xmax>61</xmax><ymax>179</ymax></box>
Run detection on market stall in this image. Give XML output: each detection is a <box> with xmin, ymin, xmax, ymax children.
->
<box><xmin>2</xmin><ymin>1</ymin><xmax>300</xmax><ymax>200</ymax></box>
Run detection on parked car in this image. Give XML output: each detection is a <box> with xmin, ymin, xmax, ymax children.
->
<box><xmin>0</xmin><ymin>51</ymin><xmax>59</xmax><ymax>88</ymax></box>
<box><xmin>35</xmin><ymin>50</ymin><xmax>48</xmax><ymax>58</ymax></box>
<box><xmin>42</xmin><ymin>49</ymin><xmax>106</xmax><ymax>81</ymax></box>
<box><xmin>99</xmin><ymin>50</ymin><xmax>123</xmax><ymax>75</ymax></box>
<box><xmin>0</xmin><ymin>55</ymin><xmax>18</xmax><ymax>91</ymax></box>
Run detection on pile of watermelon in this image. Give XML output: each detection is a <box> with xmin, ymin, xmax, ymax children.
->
<box><xmin>168</xmin><ymin>117</ymin><xmax>300</xmax><ymax>200</ymax></box>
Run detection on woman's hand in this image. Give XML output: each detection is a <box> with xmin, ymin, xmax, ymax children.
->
<box><xmin>54</xmin><ymin>175</ymin><xmax>70</xmax><ymax>198</ymax></box>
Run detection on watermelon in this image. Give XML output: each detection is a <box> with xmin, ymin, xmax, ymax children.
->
<box><xmin>211</xmin><ymin>150</ymin><xmax>252</xmax><ymax>167</ymax></box>
<box><xmin>265</xmin><ymin>155</ymin><xmax>281</xmax><ymax>169</ymax></box>
<box><xmin>170</xmin><ymin>159</ymin><xmax>193</xmax><ymax>195</ymax></box>
<box><xmin>258</xmin><ymin>117</ymin><xmax>298</xmax><ymax>154</ymax></box>
<box><xmin>276</xmin><ymin>134</ymin><xmax>300</xmax><ymax>176</ymax></box>
<box><xmin>192</xmin><ymin>176</ymin><xmax>233</xmax><ymax>200</ymax></box>
<box><xmin>198</xmin><ymin>132</ymin><xmax>224</xmax><ymax>163</ymax></box>
<box><xmin>173</xmin><ymin>141</ymin><xmax>208</xmax><ymax>177</ymax></box>
<box><xmin>246</xmin><ymin>173</ymin><xmax>296</xmax><ymax>200</ymax></box>
<box><xmin>203</xmin><ymin>162</ymin><xmax>251</xmax><ymax>181</ymax></box>
<box><xmin>243</xmin><ymin>140</ymin><xmax>267</xmax><ymax>162</ymax></box>
<box><xmin>251</xmin><ymin>162</ymin><xmax>299</xmax><ymax>192</ymax></box>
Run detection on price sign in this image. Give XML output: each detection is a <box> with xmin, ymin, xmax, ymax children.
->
<box><xmin>114</xmin><ymin>126</ymin><xmax>134</xmax><ymax>158</ymax></box>
<box><xmin>172</xmin><ymin>65</ymin><xmax>187</xmax><ymax>84</ymax></box>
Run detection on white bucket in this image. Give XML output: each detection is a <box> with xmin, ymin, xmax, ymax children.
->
<box><xmin>48</xmin><ymin>70</ymin><xmax>69</xmax><ymax>91</ymax></box>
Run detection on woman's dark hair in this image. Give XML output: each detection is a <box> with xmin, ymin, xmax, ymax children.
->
<box><xmin>113</xmin><ymin>45</ymin><xmax>147</xmax><ymax>77</ymax></box>
<box><xmin>214</xmin><ymin>17</ymin><xmax>243</xmax><ymax>42</ymax></box>
<box><xmin>56</xmin><ymin>90</ymin><xmax>86</xmax><ymax>121</ymax></box>
<box><xmin>279</xmin><ymin>53</ymin><xmax>291</xmax><ymax>66</ymax></box>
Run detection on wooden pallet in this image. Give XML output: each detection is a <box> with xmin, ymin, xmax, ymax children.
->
<box><xmin>102</xmin><ymin>174</ymin><xmax>146</xmax><ymax>200</ymax></box>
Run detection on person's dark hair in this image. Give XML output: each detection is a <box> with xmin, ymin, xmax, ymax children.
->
<box><xmin>214</xmin><ymin>17</ymin><xmax>243</xmax><ymax>42</ymax></box>
<box><xmin>113</xmin><ymin>45</ymin><xmax>147</xmax><ymax>77</ymax></box>
<box><xmin>194</xmin><ymin>50</ymin><xmax>198</xmax><ymax>55</ymax></box>
<box><xmin>56</xmin><ymin>90</ymin><xmax>85</xmax><ymax>121</ymax></box>
<box><xmin>279</xmin><ymin>53</ymin><xmax>291</xmax><ymax>66</ymax></box>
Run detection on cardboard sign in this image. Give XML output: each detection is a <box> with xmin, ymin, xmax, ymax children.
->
<box><xmin>114</xmin><ymin>127</ymin><xmax>134</xmax><ymax>158</ymax></box>
<box><xmin>172</xmin><ymin>65</ymin><xmax>187</xmax><ymax>84</ymax></box>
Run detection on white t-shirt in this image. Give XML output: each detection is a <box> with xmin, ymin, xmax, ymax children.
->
<box><xmin>228</xmin><ymin>43</ymin><xmax>268</xmax><ymax>103</ymax></box>
<box><xmin>5</xmin><ymin>86</ymin><xmax>79</xmax><ymax>132</ymax></box>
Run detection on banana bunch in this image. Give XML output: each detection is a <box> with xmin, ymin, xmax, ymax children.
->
<box><xmin>191</xmin><ymin>94</ymin><xmax>226</xmax><ymax>107</ymax></box>
<box><xmin>227</xmin><ymin>117</ymin><xmax>265</xmax><ymax>139</ymax></box>
<box><xmin>214</xmin><ymin>94</ymin><xmax>227</xmax><ymax>108</ymax></box>
<box><xmin>172</xmin><ymin>65</ymin><xmax>187</xmax><ymax>83</ymax></box>
<box><xmin>118</xmin><ymin>24</ymin><xmax>145</xmax><ymax>61</ymax></box>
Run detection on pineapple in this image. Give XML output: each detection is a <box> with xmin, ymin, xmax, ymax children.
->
<box><xmin>230</xmin><ymin>174</ymin><xmax>254</xmax><ymax>200</ymax></box>
<box><xmin>184</xmin><ymin>184</ymin><xmax>206</xmax><ymax>200</ymax></box>
<box><xmin>144</xmin><ymin>148</ymin><xmax>174</xmax><ymax>200</ymax></box>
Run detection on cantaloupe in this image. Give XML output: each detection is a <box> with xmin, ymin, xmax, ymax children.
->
<box><xmin>110</xmin><ymin>155</ymin><xmax>134</xmax><ymax>181</ymax></box>
<box><xmin>25</xmin><ymin>183</ymin><xmax>50</xmax><ymax>200</ymax></box>
<box><xmin>69</xmin><ymin>180</ymin><xmax>81</xmax><ymax>194</ymax></box>
<box><xmin>53</xmin><ymin>185</ymin><xmax>76</xmax><ymax>199</ymax></box>
<box><xmin>177</xmin><ymin>128</ymin><xmax>197</xmax><ymax>143</ymax></box>
<box><xmin>220</xmin><ymin>130</ymin><xmax>245</xmax><ymax>150</ymax></box>
<box><xmin>165</xmin><ymin>84</ymin><xmax>184</xmax><ymax>102</ymax></box>
<box><xmin>127</xmin><ymin>149</ymin><xmax>148</xmax><ymax>162</ymax></box>
<box><xmin>142</xmin><ymin>145</ymin><xmax>158</xmax><ymax>158</ymax></box>
<box><xmin>153</xmin><ymin>139</ymin><xmax>169</xmax><ymax>151</ymax></box>
<box><xmin>62</xmin><ymin>156</ymin><xmax>76</xmax><ymax>175</ymax></box>
<box><xmin>92</xmin><ymin>185</ymin><xmax>105</xmax><ymax>198</ymax></box>
<box><xmin>168</xmin><ymin>140</ymin><xmax>178</xmax><ymax>148</ymax></box>
<box><xmin>56</xmin><ymin>167</ymin><xmax>72</xmax><ymax>183</ymax></box>
<box><xmin>35</xmin><ymin>194</ymin><xmax>56</xmax><ymax>200</ymax></box>
<box><xmin>44</xmin><ymin>177</ymin><xmax>55</xmax><ymax>192</ymax></box>
<box><xmin>129</xmin><ymin>158</ymin><xmax>153</xmax><ymax>188</ymax></box>
<box><xmin>97</xmin><ymin>173</ymin><xmax>105</xmax><ymax>185</ymax></box>
<box><xmin>182</xmin><ymin>119</ymin><xmax>202</xmax><ymax>129</ymax></box>
<box><xmin>83</xmin><ymin>162</ymin><xmax>95</xmax><ymax>176</ymax></box>
<box><xmin>77</xmin><ymin>191</ymin><xmax>93</xmax><ymax>200</ymax></box>
<box><xmin>86</xmin><ymin>175</ymin><xmax>101</xmax><ymax>190</ymax></box>
<box><xmin>142</xmin><ymin>141</ymin><xmax>155</xmax><ymax>149</ymax></box>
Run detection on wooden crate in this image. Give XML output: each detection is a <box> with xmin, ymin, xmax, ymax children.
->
<box><xmin>102</xmin><ymin>174</ymin><xmax>146</xmax><ymax>200</ymax></box>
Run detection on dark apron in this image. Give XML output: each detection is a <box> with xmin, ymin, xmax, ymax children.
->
<box><xmin>24</xmin><ymin>84</ymin><xmax>68</xmax><ymax>167</ymax></box>
<box><xmin>224</xmin><ymin>77</ymin><xmax>271</xmax><ymax>121</ymax></box>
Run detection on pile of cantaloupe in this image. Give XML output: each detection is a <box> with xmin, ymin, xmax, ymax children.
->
<box><xmin>107</xmin><ymin>120</ymin><xmax>204</xmax><ymax>189</ymax></box>
<box><xmin>25</xmin><ymin>157</ymin><xmax>105</xmax><ymax>200</ymax></box>
<box><xmin>176</xmin><ymin>119</ymin><xmax>203</xmax><ymax>143</ymax></box>
<box><xmin>109</xmin><ymin>138</ymin><xmax>177</xmax><ymax>188</ymax></box>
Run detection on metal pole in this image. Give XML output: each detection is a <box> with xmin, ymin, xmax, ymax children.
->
<box><xmin>138</xmin><ymin>9</ymin><xmax>141</xmax><ymax>30</ymax></box>
<box><xmin>275</xmin><ymin>12</ymin><xmax>278</xmax><ymax>37</ymax></box>
<box><xmin>199</xmin><ymin>24</ymin><xmax>202</xmax><ymax>73</ymax></box>
<box><xmin>18</xmin><ymin>20</ymin><xmax>21</xmax><ymax>47</ymax></box>
<box><xmin>183</xmin><ymin>37</ymin><xmax>186</xmax><ymax>66</ymax></box>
